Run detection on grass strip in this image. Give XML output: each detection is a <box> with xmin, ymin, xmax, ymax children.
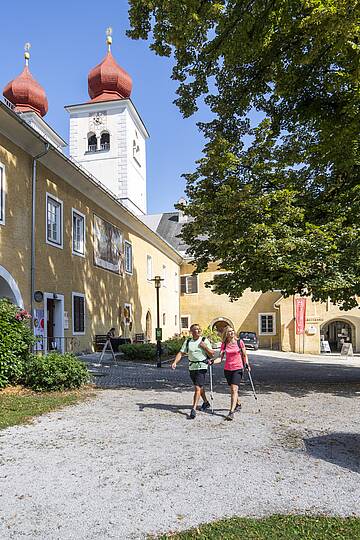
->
<box><xmin>156</xmin><ymin>515</ymin><xmax>360</xmax><ymax>539</ymax></box>
<box><xmin>0</xmin><ymin>386</ymin><xmax>95</xmax><ymax>430</ymax></box>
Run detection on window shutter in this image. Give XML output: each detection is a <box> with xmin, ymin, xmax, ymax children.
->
<box><xmin>180</xmin><ymin>277</ymin><xmax>186</xmax><ymax>293</ymax></box>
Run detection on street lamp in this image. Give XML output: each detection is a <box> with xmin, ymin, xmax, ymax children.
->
<box><xmin>151</xmin><ymin>275</ymin><xmax>164</xmax><ymax>367</ymax></box>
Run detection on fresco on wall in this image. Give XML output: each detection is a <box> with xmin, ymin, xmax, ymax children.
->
<box><xmin>93</xmin><ymin>214</ymin><xmax>124</xmax><ymax>274</ymax></box>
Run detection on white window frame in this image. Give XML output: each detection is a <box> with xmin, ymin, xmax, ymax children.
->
<box><xmin>0</xmin><ymin>162</ymin><xmax>5</xmax><ymax>226</ymax></box>
<box><xmin>147</xmin><ymin>255</ymin><xmax>153</xmax><ymax>281</ymax></box>
<box><xmin>46</xmin><ymin>193</ymin><xmax>63</xmax><ymax>249</ymax></box>
<box><xmin>258</xmin><ymin>312</ymin><xmax>276</xmax><ymax>336</ymax></box>
<box><xmin>72</xmin><ymin>292</ymin><xmax>86</xmax><ymax>335</ymax></box>
<box><xmin>180</xmin><ymin>315</ymin><xmax>191</xmax><ymax>330</ymax></box>
<box><xmin>124</xmin><ymin>241</ymin><xmax>133</xmax><ymax>275</ymax></box>
<box><xmin>180</xmin><ymin>274</ymin><xmax>199</xmax><ymax>295</ymax></box>
<box><xmin>174</xmin><ymin>271</ymin><xmax>179</xmax><ymax>293</ymax></box>
<box><xmin>72</xmin><ymin>208</ymin><xmax>86</xmax><ymax>257</ymax></box>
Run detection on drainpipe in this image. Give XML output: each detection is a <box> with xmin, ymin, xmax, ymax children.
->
<box><xmin>31</xmin><ymin>144</ymin><xmax>50</xmax><ymax>325</ymax></box>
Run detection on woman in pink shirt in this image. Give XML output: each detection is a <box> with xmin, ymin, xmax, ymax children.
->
<box><xmin>218</xmin><ymin>327</ymin><xmax>250</xmax><ymax>421</ymax></box>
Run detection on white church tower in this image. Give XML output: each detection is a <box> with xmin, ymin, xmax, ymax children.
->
<box><xmin>65</xmin><ymin>29</ymin><xmax>149</xmax><ymax>215</ymax></box>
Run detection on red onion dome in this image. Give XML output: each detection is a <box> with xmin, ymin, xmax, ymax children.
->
<box><xmin>88</xmin><ymin>51</ymin><xmax>132</xmax><ymax>103</ymax></box>
<box><xmin>3</xmin><ymin>65</ymin><xmax>48</xmax><ymax>117</ymax></box>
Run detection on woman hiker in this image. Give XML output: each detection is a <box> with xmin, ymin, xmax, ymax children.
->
<box><xmin>172</xmin><ymin>324</ymin><xmax>214</xmax><ymax>419</ymax></box>
<box><xmin>214</xmin><ymin>326</ymin><xmax>251</xmax><ymax>421</ymax></box>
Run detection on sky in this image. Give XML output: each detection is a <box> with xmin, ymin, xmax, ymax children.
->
<box><xmin>0</xmin><ymin>0</ymin><xmax>210</xmax><ymax>214</ymax></box>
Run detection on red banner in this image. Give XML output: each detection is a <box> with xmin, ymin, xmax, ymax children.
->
<box><xmin>295</xmin><ymin>298</ymin><xmax>306</xmax><ymax>335</ymax></box>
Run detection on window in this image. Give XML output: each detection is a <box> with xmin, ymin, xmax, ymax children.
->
<box><xmin>72</xmin><ymin>209</ymin><xmax>85</xmax><ymax>256</ymax></box>
<box><xmin>100</xmin><ymin>131</ymin><xmax>110</xmax><ymax>151</ymax></box>
<box><xmin>175</xmin><ymin>314</ymin><xmax>178</xmax><ymax>326</ymax></box>
<box><xmin>180</xmin><ymin>275</ymin><xmax>198</xmax><ymax>294</ymax></box>
<box><xmin>0</xmin><ymin>163</ymin><xmax>5</xmax><ymax>225</ymax></box>
<box><xmin>258</xmin><ymin>313</ymin><xmax>276</xmax><ymax>335</ymax></box>
<box><xmin>181</xmin><ymin>316</ymin><xmax>190</xmax><ymax>330</ymax></box>
<box><xmin>124</xmin><ymin>241</ymin><xmax>133</xmax><ymax>274</ymax></box>
<box><xmin>46</xmin><ymin>194</ymin><xmax>63</xmax><ymax>248</ymax></box>
<box><xmin>162</xmin><ymin>265</ymin><xmax>167</xmax><ymax>287</ymax></box>
<box><xmin>162</xmin><ymin>313</ymin><xmax>166</xmax><ymax>325</ymax></box>
<box><xmin>87</xmin><ymin>133</ymin><xmax>97</xmax><ymax>152</ymax></box>
<box><xmin>174</xmin><ymin>272</ymin><xmax>178</xmax><ymax>293</ymax></box>
<box><xmin>72</xmin><ymin>293</ymin><xmax>85</xmax><ymax>335</ymax></box>
<box><xmin>147</xmin><ymin>255</ymin><xmax>153</xmax><ymax>281</ymax></box>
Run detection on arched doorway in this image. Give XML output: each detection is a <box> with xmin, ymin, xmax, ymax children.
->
<box><xmin>321</xmin><ymin>319</ymin><xmax>355</xmax><ymax>352</ymax></box>
<box><xmin>211</xmin><ymin>317</ymin><xmax>233</xmax><ymax>338</ymax></box>
<box><xmin>0</xmin><ymin>265</ymin><xmax>23</xmax><ymax>307</ymax></box>
<box><xmin>145</xmin><ymin>310</ymin><xmax>152</xmax><ymax>342</ymax></box>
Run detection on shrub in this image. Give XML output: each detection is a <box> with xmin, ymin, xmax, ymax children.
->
<box><xmin>202</xmin><ymin>325</ymin><xmax>222</xmax><ymax>344</ymax></box>
<box><xmin>118</xmin><ymin>343</ymin><xmax>157</xmax><ymax>361</ymax></box>
<box><xmin>163</xmin><ymin>336</ymin><xmax>185</xmax><ymax>355</ymax></box>
<box><xmin>24</xmin><ymin>352</ymin><xmax>89</xmax><ymax>392</ymax></box>
<box><xmin>0</xmin><ymin>299</ymin><xmax>34</xmax><ymax>388</ymax></box>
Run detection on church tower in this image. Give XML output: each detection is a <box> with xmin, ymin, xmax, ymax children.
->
<box><xmin>65</xmin><ymin>29</ymin><xmax>148</xmax><ymax>215</ymax></box>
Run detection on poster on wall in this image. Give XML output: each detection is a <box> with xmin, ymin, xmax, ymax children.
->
<box><xmin>295</xmin><ymin>298</ymin><xmax>306</xmax><ymax>335</ymax></box>
<box><xmin>93</xmin><ymin>214</ymin><xmax>124</xmax><ymax>274</ymax></box>
<box><xmin>33</xmin><ymin>308</ymin><xmax>45</xmax><ymax>351</ymax></box>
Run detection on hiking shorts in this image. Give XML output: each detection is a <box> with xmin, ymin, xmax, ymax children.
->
<box><xmin>224</xmin><ymin>369</ymin><xmax>243</xmax><ymax>386</ymax></box>
<box><xmin>189</xmin><ymin>369</ymin><xmax>207</xmax><ymax>388</ymax></box>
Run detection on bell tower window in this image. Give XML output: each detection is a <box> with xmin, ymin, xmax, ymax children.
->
<box><xmin>87</xmin><ymin>133</ymin><xmax>97</xmax><ymax>152</ymax></box>
<box><xmin>100</xmin><ymin>131</ymin><xmax>110</xmax><ymax>151</ymax></box>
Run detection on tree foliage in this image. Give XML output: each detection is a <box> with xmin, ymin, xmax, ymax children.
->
<box><xmin>128</xmin><ymin>0</ymin><xmax>360</xmax><ymax>309</ymax></box>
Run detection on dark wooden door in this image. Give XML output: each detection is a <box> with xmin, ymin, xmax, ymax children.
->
<box><xmin>47</xmin><ymin>299</ymin><xmax>55</xmax><ymax>349</ymax></box>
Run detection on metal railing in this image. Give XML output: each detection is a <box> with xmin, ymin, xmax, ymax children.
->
<box><xmin>34</xmin><ymin>337</ymin><xmax>81</xmax><ymax>355</ymax></box>
<box><xmin>100</xmin><ymin>142</ymin><xmax>110</xmax><ymax>151</ymax></box>
<box><xmin>87</xmin><ymin>144</ymin><xmax>97</xmax><ymax>153</ymax></box>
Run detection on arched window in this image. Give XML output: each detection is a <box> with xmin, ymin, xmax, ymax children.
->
<box><xmin>87</xmin><ymin>133</ymin><xmax>97</xmax><ymax>152</ymax></box>
<box><xmin>100</xmin><ymin>131</ymin><xmax>110</xmax><ymax>151</ymax></box>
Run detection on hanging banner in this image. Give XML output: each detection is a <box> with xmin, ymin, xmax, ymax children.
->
<box><xmin>295</xmin><ymin>298</ymin><xmax>306</xmax><ymax>335</ymax></box>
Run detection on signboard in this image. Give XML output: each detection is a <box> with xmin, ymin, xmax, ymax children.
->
<box><xmin>295</xmin><ymin>298</ymin><xmax>306</xmax><ymax>335</ymax></box>
<box><xmin>155</xmin><ymin>328</ymin><xmax>162</xmax><ymax>341</ymax></box>
<box><xmin>320</xmin><ymin>340</ymin><xmax>331</xmax><ymax>353</ymax></box>
<box><xmin>340</xmin><ymin>343</ymin><xmax>353</xmax><ymax>357</ymax></box>
<box><xmin>93</xmin><ymin>214</ymin><xmax>124</xmax><ymax>274</ymax></box>
<box><xmin>33</xmin><ymin>309</ymin><xmax>45</xmax><ymax>351</ymax></box>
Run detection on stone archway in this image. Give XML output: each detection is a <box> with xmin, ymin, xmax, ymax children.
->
<box><xmin>321</xmin><ymin>319</ymin><xmax>356</xmax><ymax>353</ymax></box>
<box><xmin>145</xmin><ymin>310</ymin><xmax>152</xmax><ymax>342</ymax></box>
<box><xmin>211</xmin><ymin>317</ymin><xmax>233</xmax><ymax>338</ymax></box>
<box><xmin>0</xmin><ymin>265</ymin><xmax>24</xmax><ymax>307</ymax></box>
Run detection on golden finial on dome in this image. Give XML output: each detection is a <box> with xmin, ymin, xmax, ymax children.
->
<box><xmin>24</xmin><ymin>42</ymin><xmax>31</xmax><ymax>66</ymax></box>
<box><xmin>106</xmin><ymin>27</ymin><xmax>113</xmax><ymax>51</ymax></box>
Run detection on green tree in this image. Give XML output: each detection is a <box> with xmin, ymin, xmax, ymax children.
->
<box><xmin>128</xmin><ymin>0</ymin><xmax>360</xmax><ymax>309</ymax></box>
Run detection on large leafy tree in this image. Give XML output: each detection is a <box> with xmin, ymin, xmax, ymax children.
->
<box><xmin>128</xmin><ymin>1</ymin><xmax>360</xmax><ymax>309</ymax></box>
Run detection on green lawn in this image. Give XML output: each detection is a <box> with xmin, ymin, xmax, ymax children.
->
<box><xmin>156</xmin><ymin>515</ymin><xmax>360</xmax><ymax>540</ymax></box>
<box><xmin>0</xmin><ymin>386</ymin><xmax>95</xmax><ymax>430</ymax></box>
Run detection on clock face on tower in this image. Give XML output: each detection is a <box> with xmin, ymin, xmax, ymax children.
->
<box><xmin>89</xmin><ymin>111</ymin><xmax>106</xmax><ymax>132</ymax></box>
<box><xmin>93</xmin><ymin>114</ymin><xmax>103</xmax><ymax>125</ymax></box>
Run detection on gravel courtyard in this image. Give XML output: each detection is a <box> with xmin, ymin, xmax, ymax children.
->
<box><xmin>1</xmin><ymin>352</ymin><xmax>360</xmax><ymax>539</ymax></box>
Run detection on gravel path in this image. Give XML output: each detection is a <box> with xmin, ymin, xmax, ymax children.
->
<box><xmin>0</xmin><ymin>353</ymin><xmax>360</xmax><ymax>539</ymax></box>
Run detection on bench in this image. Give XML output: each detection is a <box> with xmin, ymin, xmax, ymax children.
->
<box><xmin>93</xmin><ymin>335</ymin><xmax>131</xmax><ymax>352</ymax></box>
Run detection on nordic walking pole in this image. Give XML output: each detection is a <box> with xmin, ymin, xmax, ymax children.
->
<box><xmin>245</xmin><ymin>365</ymin><xmax>260</xmax><ymax>411</ymax></box>
<box><xmin>209</xmin><ymin>361</ymin><xmax>214</xmax><ymax>414</ymax></box>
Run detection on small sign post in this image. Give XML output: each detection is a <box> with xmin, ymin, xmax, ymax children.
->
<box><xmin>156</xmin><ymin>328</ymin><xmax>162</xmax><ymax>341</ymax></box>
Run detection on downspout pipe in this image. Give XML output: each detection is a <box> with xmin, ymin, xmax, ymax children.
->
<box><xmin>31</xmin><ymin>144</ymin><xmax>50</xmax><ymax>326</ymax></box>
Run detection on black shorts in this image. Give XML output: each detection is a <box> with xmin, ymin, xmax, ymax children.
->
<box><xmin>224</xmin><ymin>369</ymin><xmax>243</xmax><ymax>386</ymax></box>
<box><xmin>189</xmin><ymin>369</ymin><xmax>207</xmax><ymax>388</ymax></box>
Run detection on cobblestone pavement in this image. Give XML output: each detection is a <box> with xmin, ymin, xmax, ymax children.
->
<box><xmin>0</xmin><ymin>352</ymin><xmax>360</xmax><ymax>540</ymax></box>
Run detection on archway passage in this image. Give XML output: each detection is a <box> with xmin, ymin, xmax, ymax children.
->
<box><xmin>0</xmin><ymin>266</ymin><xmax>24</xmax><ymax>307</ymax></box>
<box><xmin>212</xmin><ymin>318</ymin><xmax>233</xmax><ymax>337</ymax></box>
<box><xmin>146</xmin><ymin>311</ymin><xmax>152</xmax><ymax>342</ymax></box>
<box><xmin>322</xmin><ymin>320</ymin><xmax>354</xmax><ymax>352</ymax></box>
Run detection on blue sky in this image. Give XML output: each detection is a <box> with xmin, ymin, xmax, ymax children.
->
<box><xmin>0</xmin><ymin>0</ymin><xmax>210</xmax><ymax>214</ymax></box>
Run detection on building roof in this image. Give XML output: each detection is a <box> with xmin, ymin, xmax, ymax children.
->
<box><xmin>141</xmin><ymin>212</ymin><xmax>191</xmax><ymax>257</ymax></box>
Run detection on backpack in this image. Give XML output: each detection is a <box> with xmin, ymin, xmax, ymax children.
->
<box><xmin>186</xmin><ymin>336</ymin><xmax>211</xmax><ymax>364</ymax></box>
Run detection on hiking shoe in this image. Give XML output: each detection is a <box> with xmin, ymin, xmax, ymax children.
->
<box><xmin>226</xmin><ymin>411</ymin><xmax>234</xmax><ymax>421</ymax></box>
<box><xmin>235</xmin><ymin>402</ymin><xmax>242</xmax><ymax>412</ymax></box>
<box><xmin>189</xmin><ymin>408</ymin><xmax>197</xmax><ymax>419</ymax></box>
<box><xmin>200</xmin><ymin>401</ymin><xmax>210</xmax><ymax>412</ymax></box>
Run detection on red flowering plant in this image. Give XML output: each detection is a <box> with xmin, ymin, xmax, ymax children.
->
<box><xmin>15</xmin><ymin>309</ymin><xmax>32</xmax><ymax>322</ymax></box>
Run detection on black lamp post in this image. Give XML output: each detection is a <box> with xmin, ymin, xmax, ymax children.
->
<box><xmin>151</xmin><ymin>275</ymin><xmax>164</xmax><ymax>368</ymax></box>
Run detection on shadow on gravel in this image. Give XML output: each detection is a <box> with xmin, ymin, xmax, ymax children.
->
<box><xmin>137</xmin><ymin>402</ymin><xmax>227</xmax><ymax>419</ymax></box>
<box><xmin>84</xmin><ymin>353</ymin><xmax>360</xmax><ymax>399</ymax></box>
<box><xmin>304</xmin><ymin>432</ymin><xmax>360</xmax><ymax>473</ymax></box>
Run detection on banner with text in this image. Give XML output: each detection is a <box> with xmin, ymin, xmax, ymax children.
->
<box><xmin>295</xmin><ymin>298</ymin><xmax>306</xmax><ymax>335</ymax></box>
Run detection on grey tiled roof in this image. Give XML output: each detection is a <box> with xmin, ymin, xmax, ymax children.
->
<box><xmin>140</xmin><ymin>212</ymin><xmax>190</xmax><ymax>255</ymax></box>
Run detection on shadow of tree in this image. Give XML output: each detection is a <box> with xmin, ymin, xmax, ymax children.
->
<box><xmin>304</xmin><ymin>432</ymin><xmax>360</xmax><ymax>473</ymax></box>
